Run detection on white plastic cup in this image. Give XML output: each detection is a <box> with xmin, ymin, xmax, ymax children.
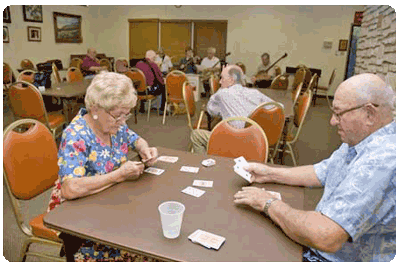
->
<box><xmin>158</xmin><ymin>201</ymin><xmax>185</xmax><ymax>239</ymax></box>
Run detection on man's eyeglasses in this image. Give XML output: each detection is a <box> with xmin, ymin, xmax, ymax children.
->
<box><xmin>106</xmin><ymin>111</ymin><xmax>132</xmax><ymax>122</ymax></box>
<box><xmin>331</xmin><ymin>103</ymin><xmax>379</xmax><ymax>121</ymax></box>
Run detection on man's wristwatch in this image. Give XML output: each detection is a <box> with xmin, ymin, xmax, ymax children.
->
<box><xmin>263</xmin><ymin>198</ymin><xmax>279</xmax><ymax>217</ymax></box>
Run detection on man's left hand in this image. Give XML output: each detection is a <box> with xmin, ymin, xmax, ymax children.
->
<box><xmin>234</xmin><ymin>186</ymin><xmax>279</xmax><ymax>211</ymax></box>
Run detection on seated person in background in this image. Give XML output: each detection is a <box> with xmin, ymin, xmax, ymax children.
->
<box><xmin>200</xmin><ymin>47</ymin><xmax>221</xmax><ymax>97</ymax></box>
<box><xmin>47</xmin><ymin>72</ymin><xmax>159</xmax><ymax>262</ymax></box>
<box><xmin>251</xmin><ymin>52</ymin><xmax>273</xmax><ymax>88</ymax></box>
<box><xmin>136</xmin><ymin>50</ymin><xmax>166</xmax><ymax>115</ymax></box>
<box><xmin>178</xmin><ymin>47</ymin><xmax>198</xmax><ymax>74</ymax></box>
<box><xmin>81</xmin><ymin>47</ymin><xmax>108</xmax><ymax>78</ymax></box>
<box><xmin>155</xmin><ymin>48</ymin><xmax>173</xmax><ymax>76</ymax></box>
<box><xmin>234</xmin><ymin>73</ymin><xmax>396</xmax><ymax>262</ymax></box>
<box><xmin>190</xmin><ymin>64</ymin><xmax>276</xmax><ymax>154</ymax></box>
<box><xmin>236</xmin><ymin>62</ymin><xmax>252</xmax><ymax>87</ymax></box>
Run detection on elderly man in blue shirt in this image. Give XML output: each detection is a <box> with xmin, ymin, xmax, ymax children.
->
<box><xmin>233</xmin><ymin>73</ymin><xmax>396</xmax><ymax>262</ymax></box>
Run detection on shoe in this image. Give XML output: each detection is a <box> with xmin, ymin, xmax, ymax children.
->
<box><xmin>139</xmin><ymin>109</ymin><xmax>146</xmax><ymax>114</ymax></box>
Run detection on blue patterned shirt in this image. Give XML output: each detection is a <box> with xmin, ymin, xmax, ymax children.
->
<box><xmin>313</xmin><ymin>120</ymin><xmax>396</xmax><ymax>261</ymax></box>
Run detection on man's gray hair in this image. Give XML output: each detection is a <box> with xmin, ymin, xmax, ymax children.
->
<box><xmin>228</xmin><ymin>65</ymin><xmax>244</xmax><ymax>85</ymax></box>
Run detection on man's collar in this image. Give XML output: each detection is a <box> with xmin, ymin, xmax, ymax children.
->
<box><xmin>351</xmin><ymin>120</ymin><xmax>395</xmax><ymax>152</ymax></box>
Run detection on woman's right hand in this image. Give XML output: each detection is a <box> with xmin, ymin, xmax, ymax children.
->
<box><xmin>116</xmin><ymin>161</ymin><xmax>145</xmax><ymax>182</ymax></box>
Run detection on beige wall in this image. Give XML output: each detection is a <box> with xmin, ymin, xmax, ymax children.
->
<box><xmin>4</xmin><ymin>5</ymin><xmax>364</xmax><ymax>95</ymax></box>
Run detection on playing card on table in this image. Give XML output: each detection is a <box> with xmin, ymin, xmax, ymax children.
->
<box><xmin>180</xmin><ymin>166</ymin><xmax>199</xmax><ymax>173</ymax></box>
<box><xmin>181</xmin><ymin>186</ymin><xmax>205</xmax><ymax>198</ymax></box>
<box><xmin>193</xmin><ymin>180</ymin><xmax>213</xmax><ymax>188</ymax></box>
<box><xmin>188</xmin><ymin>229</ymin><xmax>226</xmax><ymax>250</ymax></box>
<box><xmin>157</xmin><ymin>156</ymin><xmax>179</xmax><ymax>163</ymax></box>
<box><xmin>144</xmin><ymin>167</ymin><xmax>165</xmax><ymax>175</ymax></box>
<box><xmin>201</xmin><ymin>158</ymin><xmax>216</xmax><ymax>167</ymax></box>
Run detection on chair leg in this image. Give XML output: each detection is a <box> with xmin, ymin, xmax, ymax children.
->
<box><xmin>286</xmin><ymin>143</ymin><xmax>297</xmax><ymax>166</ymax></box>
<box><xmin>162</xmin><ymin>102</ymin><xmax>168</xmax><ymax>125</ymax></box>
<box><xmin>20</xmin><ymin>239</ymin><xmax>33</xmax><ymax>262</ymax></box>
<box><xmin>147</xmin><ymin>100</ymin><xmax>151</xmax><ymax>122</ymax></box>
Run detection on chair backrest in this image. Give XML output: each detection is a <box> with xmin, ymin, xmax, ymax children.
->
<box><xmin>270</xmin><ymin>74</ymin><xmax>289</xmax><ymax>90</ymax></box>
<box><xmin>52</xmin><ymin>63</ymin><xmax>62</xmax><ymax>84</ymax></box>
<box><xmin>292</xmin><ymin>67</ymin><xmax>306</xmax><ymax>92</ymax></box>
<box><xmin>125</xmin><ymin>68</ymin><xmax>147</xmax><ymax>92</ymax></box>
<box><xmin>99</xmin><ymin>58</ymin><xmax>112</xmax><ymax>71</ymax></box>
<box><xmin>207</xmin><ymin>116</ymin><xmax>269</xmax><ymax>163</ymax></box>
<box><xmin>209</xmin><ymin>74</ymin><xmax>220</xmax><ymax>95</ymax></box>
<box><xmin>3</xmin><ymin>119</ymin><xmax>59</xmax><ymax>200</ymax></box>
<box><xmin>292</xmin><ymin>81</ymin><xmax>303</xmax><ymax>103</ymax></box>
<box><xmin>248</xmin><ymin>102</ymin><xmax>285</xmax><ymax>147</ymax></box>
<box><xmin>182</xmin><ymin>81</ymin><xmax>196</xmax><ymax>128</ymax></box>
<box><xmin>70</xmin><ymin>58</ymin><xmax>83</xmax><ymax>70</ymax></box>
<box><xmin>3</xmin><ymin>62</ymin><xmax>14</xmax><ymax>85</ymax></box>
<box><xmin>17</xmin><ymin>70</ymin><xmax>36</xmax><ymax>83</ymax></box>
<box><xmin>8</xmin><ymin>81</ymin><xmax>50</xmax><ymax>126</ymax></box>
<box><xmin>293</xmin><ymin>89</ymin><xmax>312</xmax><ymax>129</ymax></box>
<box><xmin>166</xmin><ymin>70</ymin><xmax>187</xmax><ymax>103</ymax></box>
<box><xmin>20</xmin><ymin>59</ymin><xmax>35</xmax><ymax>70</ymax></box>
<box><xmin>304</xmin><ymin>74</ymin><xmax>318</xmax><ymax>92</ymax></box>
<box><xmin>115</xmin><ymin>58</ymin><xmax>129</xmax><ymax>73</ymax></box>
<box><xmin>66</xmin><ymin>67</ymin><xmax>84</xmax><ymax>83</ymax></box>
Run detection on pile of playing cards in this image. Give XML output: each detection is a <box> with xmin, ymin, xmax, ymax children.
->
<box><xmin>233</xmin><ymin>156</ymin><xmax>252</xmax><ymax>183</ymax></box>
<box><xmin>188</xmin><ymin>229</ymin><xmax>226</xmax><ymax>250</ymax></box>
<box><xmin>201</xmin><ymin>158</ymin><xmax>216</xmax><ymax>167</ymax></box>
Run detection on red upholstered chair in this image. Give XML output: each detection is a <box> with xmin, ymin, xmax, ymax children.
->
<box><xmin>276</xmin><ymin>89</ymin><xmax>312</xmax><ymax>166</ymax></box>
<box><xmin>163</xmin><ymin>70</ymin><xmax>187</xmax><ymax>125</ymax></box>
<box><xmin>8</xmin><ymin>81</ymin><xmax>66</xmax><ymax>139</ymax></box>
<box><xmin>20</xmin><ymin>59</ymin><xmax>35</xmax><ymax>71</ymax></box>
<box><xmin>66</xmin><ymin>67</ymin><xmax>84</xmax><ymax>83</ymax></box>
<box><xmin>307</xmin><ymin>73</ymin><xmax>319</xmax><ymax>106</ymax></box>
<box><xmin>125</xmin><ymin>68</ymin><xmax>157</xmax><ymax>123</ymax></box>
<box><xmin>17</xmin><ymin>70</ymin><xmax>36</xmax><ymax>83</ymax></box>
<box><xmin>207</xmin><ymin>116</ymin><xmax>269</xmax><ymax>163</ymax></box>
<box><xmin>3</xmin><ymin>119</ymin><xmax>65</xmax><ymax>261</ymax></box>
<box><xmin>270</xmin><ymin>74</ymin><xmax>289</xmax><ymax>90</ymax></box>
<box><xmin>249</xmin><ymin>102</ymin><xmax>285</xmax><ymax>163</ymax></box>
<box><xmin>70</xmin><ymin>58</ymin><xmax>83</xmax><ymax>71</ymax></box>
<box><xmin>99</xmin><ymin>58</ymin><xmax>112</xmax><ymax>71</ymax></box>
<box><xmin>115</xmin><ymin>58</ymin><xmax>129</xmax><ymax>73</ymax></box>
<box><xmin>209</xmin><ymin>73</ymin><xmax>220</xmax><ymax>95</ymax></box>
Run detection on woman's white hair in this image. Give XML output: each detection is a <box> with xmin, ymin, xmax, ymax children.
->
<box><xmin>85</xmin><ymin>72</ymin><xmax>137</xmax><ymax>112</ymax></box>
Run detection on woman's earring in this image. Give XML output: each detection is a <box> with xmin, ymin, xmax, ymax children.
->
<box><xmin>93</xmin><ymin>115</ymin><xmax>98</xmax><ymax>120</ymax></box>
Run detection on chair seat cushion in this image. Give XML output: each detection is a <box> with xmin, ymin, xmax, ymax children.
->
<box><xmin>47</xmin><ymin>113</ymin><xmax>66</xmax><ymax>129</ymax></box>
<box><xmin>29</xmin><ymin>213</ymin><xmax>62</xmax><ymax>242</ymax></box>
<box><xmin>138</xmin><ymin>95</ymin><xmax>156</xmax><ymax>101</ymax></box>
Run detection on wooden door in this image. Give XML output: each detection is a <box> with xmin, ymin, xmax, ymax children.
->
<box><xmin>160</xmin><ymin>20</ymin><xmax>191</xmax><ymax>65</ymax></box>
<box><xmin>129</xmin><ymin>19</ymin><xmax>159</xmax><ymax>60</ymax></box>
<box><xmin>194</xmin><ymin>20</ymin><xmax>227</xmax><ymax>61</ymax></box>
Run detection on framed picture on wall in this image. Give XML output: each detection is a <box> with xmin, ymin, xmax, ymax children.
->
<box><xmin>23</xmin><ymin>5</ymin><xmax>43</xmax><ymax>23</ymax></box>
<box><xmin>338</xmin><ymin>39</ymin><xmax>348</xmax><ymax>51</ymax></box>
<box><xmin>4</xmin><ymin>26</ymin><xmax>10</xmax><ymax>43</ymax></box>
<box><xmin>4</xmin><ymin>6</ymin><xmax>11</xmax><ymax>23</ymax></box>
<box><xmin>28</xmin><ymin>26</ymin><xmax>41</xmax><ymax>42</ymax></box>
<box><xmin>53</xmin><ymin>12</ymin><xmax>83</xmax><ymax>43</ymax></box>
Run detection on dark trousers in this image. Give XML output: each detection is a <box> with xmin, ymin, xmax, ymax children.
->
<box><xmin>137</xmin><ymin>84</ymin><xmax>166</xmax><ymax>112</ymax></box>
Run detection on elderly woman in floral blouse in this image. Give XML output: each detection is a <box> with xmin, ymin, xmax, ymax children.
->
<box><xmin>47</xmin><ymin>72</ymin><xmax>159</xmax><ymax>262</ymax></box>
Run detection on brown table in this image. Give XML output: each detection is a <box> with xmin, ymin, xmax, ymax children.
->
<box><xmin>41</xmin><ymin>80</ymin><xmax>91</xmax><ymax>122</ymax></box>
<box><xmin>44</xmin><ymin>147</ymin><xmax>305</xmax><ymax>262</ymax></box>
<box><xmin>258</xmin><ymin>88</ymin><xmax>293</xmax><ymax>118</ymax></box>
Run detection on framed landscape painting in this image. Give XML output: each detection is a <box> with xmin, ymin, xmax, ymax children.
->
<box><xmin>23</xmin><ymin>5</ymin><xmax>43</xmax><ymax>23</ymax></box>
<box><xmin>53</xmin><ymin>12</ymin><xmax>83</xmax><ymax>43</ymax></box>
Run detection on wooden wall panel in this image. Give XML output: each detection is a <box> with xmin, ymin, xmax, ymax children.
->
<box><xmin>129</xmin><ymin>19</ymin><xmax>158</xmax><ymax>59</ymax></box>
<box><xmin>194</xmin><ymin>20</ymin><xmax>227</xmax><ymax>60</ymax></box>
<box><xmin>160</xmin><ymin>20</ymin><xmax>191</xmax><ymax>65</ymax></box>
